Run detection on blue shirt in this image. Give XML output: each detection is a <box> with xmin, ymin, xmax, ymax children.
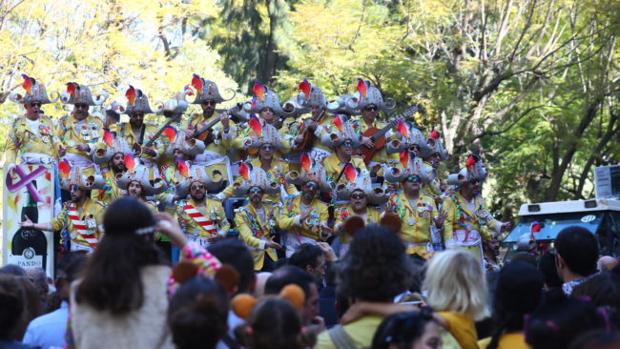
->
<box><xmin>22</xmin><ymin>301</ymin><xmax>68</xmax><ymax>349</ymax></box>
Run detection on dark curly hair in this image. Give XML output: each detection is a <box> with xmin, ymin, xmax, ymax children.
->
<box><xmin>244</xmin><ymin>298</ymin><xmax>309</xmax><ymax>349</ymax></box>
<box><xmin>168</xmin><ymin>276</ymin><xmax>229</xmax><ymax>349</ymax></box>
<box><xmin>336</xmin><ymin>224</ymin><xmax>412</xmax><ymax>302</ymax></box>
<box><xmin>75</xmin><ymin>197</ymin><xmax>166</xmax><ymax>314</ymax></box>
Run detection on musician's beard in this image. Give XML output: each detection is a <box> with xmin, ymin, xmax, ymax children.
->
<box><xmin>190</xmin><ymin>192</ymin><xmax>205</xmax><ymax>202</ymax></box>
<box><xmin>250</xmin><ymin>194</ymin><xmax>263</xmax><ymax>205</ymax></box>
<box><xmin>111</xmin><ymin>160</ymin><xmax>126</xmax><ymax>174</ymax></box>
<box><xmin>130</xmin><ymin>119</ymin><xmax>143</xmax><ymax>129</ymax></box>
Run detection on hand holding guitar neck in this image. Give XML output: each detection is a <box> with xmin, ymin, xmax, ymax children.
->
<box><xmin>360</xmin><ymin>105</ymin><xmax>418</xmax><ymax>164</ymax></box>
<box><xmin>192</xmin><ymin>103</ymin><xmax>243</xmax><ymax>140</ymax></box>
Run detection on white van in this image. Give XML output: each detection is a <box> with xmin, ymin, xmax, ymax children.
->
<box><xmin>502</xmin><ymin>199</ymin><xmax>620</xmax><ymax>257</ymax></box>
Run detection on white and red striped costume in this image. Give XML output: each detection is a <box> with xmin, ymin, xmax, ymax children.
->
<box><xmin>183</xmin><ymin>202</ymin><xmax>218</xmax><ymax>237</ymax></box>
<box><xmin>67</xmin><ymin>203</ymin><xmax>99</xmax><ymax>250</ymax></box>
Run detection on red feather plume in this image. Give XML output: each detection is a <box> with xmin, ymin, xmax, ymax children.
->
<box><xmin>66</xmin><ymin>82</ymin><xmax>78</xmax><ymax>96</ymax></box>
<box><xmin>466</xmin><ymin>154</ymin><xmax>476</xmax><ymax>169</ymax></box>
<box><xmin>191</xmin><ymin>74</ymin><xmax>203</xmax><ymax>94</ymax></box>
<box><xmin>238</xmin><ymin>162</ymin><xmax>250</xmax><ymax>181</ymax></box>
<box><xmin>299</xmin><ymin>79</ymin><xmax>311</xmax><ymax>98</ymax></box>
<box><xmin>58</xmin><ymin>159</ymin><xmax>71</xmax><ymax>178</ymax></box>
<box><xmin>176</xmin><ymin>160</ymin><xmax>189</xmax><ymax>177</ymax></box>
<box><xmin>21</xmin><ymin>74</ymin><xmax>33</xmax><ymax>95</ymax></box>
<box><xmin>399</xmin><ymin>151</ymin><xmax>409</xmax><ymax>169</ymax></box>
<box><xmin>396</xmin><ymin>120</ymin><xmax>408</xmax><ymax>137</ymax></box>
<box><xmin>103</xmin><ymin>129</ymin><xmax>114</xmax><ymax>146</ymax></box>
<box><xmin>300</xmin><ymin>153</ymin><xmax>312</xmax><ymax>173</ymax></box>
<box><xmin>429</xmin><ymin>129</ymin><xmax>440</xmax><ymax>140</ymax></box>
<box><xmin>333</xmin><ymin>115</ymin><xmax>344</xmax><ymax>131</ymax></box>
<box><xmin>124</xmin><ymin>153</ymin><xmax>136</xmax><ymax>172</ymax></box>
<box><xmin>343</xmin><ymin>163</ymin><xmax>357</xmax><ymax>183</ymax></box>
<box><xmin>357</xmin><ymin>78</ymin><xmax>367</xmax><ymax>98</ymax></box>
<box><xmin>248</xmin><ymin>115</ymin><xmax>262</xmax><ymax>137</ymax></box>
<box><xmin>125</xmin><ymin>85</ymin><xmax>136</xmax><ymax>106</ymax></box>
<box><xmin>252</xmin><ymin>81</ymin><xmax>266</xmax><ymax>101</ymax></box>
<box><xmin>162</xmin><ymin>126</ymin><xmax>177</xmax><ymax>142</ymax></box>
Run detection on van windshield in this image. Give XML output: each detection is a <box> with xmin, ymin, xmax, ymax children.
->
<box><xmin>503</xmin><ymin>212</ymin><xmax>604</xmax><ymax>243</ymax></box>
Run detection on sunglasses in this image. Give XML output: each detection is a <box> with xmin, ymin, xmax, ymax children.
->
<box><xmin>190</xmin><ymin>184</ymin><xmax>205</xmax><ymax>191</ymax></box>
<box><xmin>364</xmin><ymin>106</ymin><xmax>378</xmax><ymax>112</ymax></box>
<box><xmin>202</xmin><ymin>101</ymin><xmax>217</xmax><ymax>106</ymax></box>
<box><xmin>405</xmin><ymin>175</ymin><xmax>421</xmax><ymax>183</ymax></box>
<box><xmin>29</xmin><ymin>103</ymin><xmax>42</xmax><ymax>108</ymax></box>
<box><xmin>261</xmin><ymin>144</ymin><xmax>274</xmax><ymax>151</ymax></box>
<box><xmin>351</xmin><ymin>193</ymin><xmax>366</xmax><ymax>200</ymax></box>
<box><xmin>249</xmin><ymin>187</ymin><xmax>263</xmax><ymax>194</ymax></box>
<box><xmin>75</xmin><ymin>104</ymin><xmax>89</xmax><ymax>110</ymax></box>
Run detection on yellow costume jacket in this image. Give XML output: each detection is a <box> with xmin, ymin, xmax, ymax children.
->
<box><xmin>442</xmin><ymin>192</ymin><xmax>499</xmax><ymax>245</ymax></box>
<box><xmin>176</xmin><ymin>197</ymin><xmax>229</xmax><ymax>241</ymax></box>
<box><xmin>386</xmin><ymin>192</ymin><xmax>438</xmax><ymax>257</ymax></box>
<box><xmin>6</xmin><ymin>115</ymin><xmax>59</xmax><ymax>163</ymax></box>
<box><xmin>55</xmin><ymin>114</ymin><xmax>104</xmax><ymax>160</ymax></box>
<box><xmin>187</xmin><ymin>112</ymin><xmax>236</xmax><ymax>156</ymax></box>
<box><xmin>116</xmin><ymin>122</ymin><xmax>163</xmax><ymax>164</ymax></box>
<box><xmin>51</xmin><ymin>198</ymin><xmax>105</xmax><ymax>251</ymax></box>
<box><xmin>277</xmin><ymin>196</ymin><xmax>329</xmax><ymax>241</ymax></box>
<box><xmin>323</xmin><ymin>154</ymin><xmax>367</xmax><ymax>186</ymax></box>
<box><xmin>234</xmin><ymin>203</ymin><xmax>278</xmax><ymax>270</ymax></box>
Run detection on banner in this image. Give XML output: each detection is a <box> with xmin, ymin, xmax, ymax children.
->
<box><xmin>2</xmin><ymin>164</ymin><xmax>56</xmax><ymax>277</ymax></box>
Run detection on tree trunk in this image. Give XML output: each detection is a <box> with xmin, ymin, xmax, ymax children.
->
<box><xmin>544</xmin><ymin>99</ymin><xmax>602</xmax><ymax>201</ymax></box>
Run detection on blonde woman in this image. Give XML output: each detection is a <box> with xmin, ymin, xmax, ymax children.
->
<box><xmin>423</xmin><ymin>250</ymin><xmax>490</xmax><ymax>349</ymax></box>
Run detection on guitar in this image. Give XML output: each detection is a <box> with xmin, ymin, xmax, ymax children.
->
<box><xmin>359</xmin><ymin>105</ymin><xmax>418</xmax><ymax>164</ymax></box>
<box><xmin>143</xmin><ymin>114</ymin><xmax>182</xmax><ymax>148</ymax></box>
<box><xmin>191</xmin><ymin>103</ymin><xmax>244</xmax><ymax>144</ymax></box>
<box><xmin>294</xmin><ymin>109</ymin><xmax>327</xmax><ymax>151</ymax></box>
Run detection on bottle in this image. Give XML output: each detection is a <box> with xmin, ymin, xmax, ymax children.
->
<box><xmin>11</xmin><ymin>182</ymin><xmax>48</xmax><ymax>270</ymax></box>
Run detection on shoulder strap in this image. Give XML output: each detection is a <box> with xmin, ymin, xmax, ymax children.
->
<box><xmin>328</xmin><ymin>324</ymin><xmax>359</xmax><ymax>349</ymax></box>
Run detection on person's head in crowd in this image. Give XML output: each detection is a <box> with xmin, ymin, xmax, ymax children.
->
<box><xmin>265</xmin><ymin>265</ymin><xmax>319</xmax><ymax>325</ymax></box>
<box><xmin>0</xmin><ymin>264</ymin><xmax>27</xmax><ymax>276</ymax></box>
<box><xmin>14</xmin><ymin>275</ymin><xmax>43</xmax><ymax>339</ymax></box>
<box><xmin>0</xmin><ymin>275</ymin><xmax>27</xmax><ymax>341</ymax></box>
<box><xmin>487</xmin><ymin>261</ymin><xmax>544</xmax><ymax>349</ymax></box>
<box><xmin>56</xmin><ymin>253</ymin><xmax>87</xmax><ymax>301</ymax></box>
<box><xmin>568</xmin><ymin>330</ymin><xmax>620</xmax><ymax>349</ymax></box>
<box><xmin>371</xmin><ymin>308</ymin><xmax>442</xmax><ymax>349</ymax></box>
<box><xmin>76</xmin><ymin>197</ymin><xmax>166</xmax><ymax>314</ymax></box>
<box><xmin>555</xmin><ymin>226</ymin><xmax>599</xmax><ymax>283</ymax></box>
<box><xmin>337</xmin><ymin>225</ymin><xmax>412</xmax><ymax>305</ymax></box>
<box><xmin>168</xmin><ymin>276</ymin><xmax>229</xmax><ymax>349</ymax></box>
<box><xmin>422</xmin><ymin>249</ymin><xmax>489</xmax><ymax>321</ymax></box>
<box><xmin>525</xmin><ymin>297</ymin><xmax>604</xmax><ymax>349</ymax></box>
<box><xmin>509</xmin><ymin>252</ymin><xmax>537</xmax><ymax>267</ymax></box>
<box><xmin>598</xmin><ymin>256</ymin><xmax>619</xmax><ymax>272</ymax></box>
<box><xmin>254</xmin><ymin>272</ymin><xmax>272</xmax><ymax>298</ymax></box>
<box><xmin>289</xmin><ymin>243</ymin><xmax>326</xmax><ymax>283</ymax></box>
<box><xmin>208</xmin><ymin>238</ymin><xmax>255</xmax><ymax>295</ymax></box>
<box><xmin>26</xmin><ymin>268</ymin><xmax>49</xmax><ymax>310</ymax></box>
<box><xmin>571</xmin><ymin>269</ymin><xmax>620</xmax><ymax>310</ymax></box>
<box><xmin>243</xmin><ymin>298</ymin><xmax>311</xmax><ymax>349</ymax></box>
<box><xmin>538</xmin><ymin>251</ymin><xmax>563</xmax><ymax>290</ymax></box>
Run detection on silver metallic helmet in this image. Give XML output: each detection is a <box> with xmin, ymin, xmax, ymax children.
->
<box><xmin>60</xmin><ymin>82</ymin><xmax>107</xmax><ymax>106</ymax></box>
<box><xmin>10</xmin><ymin>75</ymin><xmax>56</xmax><ymax>105</ymax></box>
